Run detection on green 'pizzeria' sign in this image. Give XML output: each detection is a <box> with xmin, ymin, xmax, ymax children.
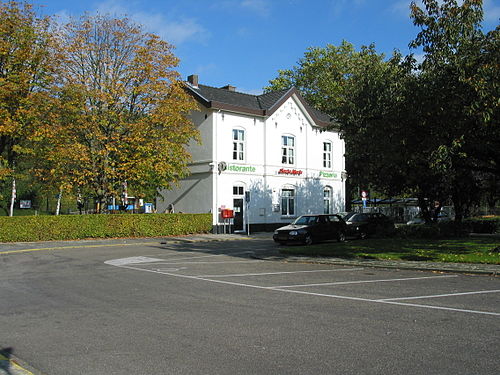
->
<box><xmin>319</xmin><ymin>171</ymin><xmax>338</xmax><ymax>178</ymax></box>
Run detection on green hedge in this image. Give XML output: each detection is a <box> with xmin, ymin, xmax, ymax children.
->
<box><xmin>0</xmin><ymin>213</ymin><xmax>212</xmax><ymax>242</ymax></box>
<box><xmin>397</xmin><ymin>216</ymin><xmax>500</xmax><ymax>239</ymax></box>
<box><xmin>464</xmin><ymin>217</ymin><xmax>500</xmax><ymax>234</ymax></box>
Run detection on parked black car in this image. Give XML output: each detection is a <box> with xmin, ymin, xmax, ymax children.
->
<box><xmin>338</xmin><ymin>212</ymin><xmax>356</xmax><ymax>221</ymax></box>
<box><xmin>345</xmin><ymin>212</ymin><xmax>395</xmax><ymax>239</ymax></box>
<box><xmin>273</xmin><ymin>214</ymin><xmax>347</xmax><ymax>245</ymax></box>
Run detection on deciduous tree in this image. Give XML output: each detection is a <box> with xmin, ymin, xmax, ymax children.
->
<box><xmin>49</xmin><ymin>15</ymin><xmax>198</xmax><ymax>211</ymax></box>
<box><xmin>410</xmin><ymin>0</ymin><xmax>499</xmax><ymax>220</ymax></box>
<box><xmin>0</xmin><ymin>1</ymin><xmax>57</xmax><ymax>215</ymax></box>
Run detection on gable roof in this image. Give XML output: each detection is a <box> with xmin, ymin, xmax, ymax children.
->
<box><xmin>185</xmin><ymin>80</ymin><xmax>335</xmax><ymax>129</ymax></box>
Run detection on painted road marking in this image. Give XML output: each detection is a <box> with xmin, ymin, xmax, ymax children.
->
<box><xmin>195</xmin><ymin>268</ymin><xmax>364</xmax><ymax>278</ymax></box>
<box><xmin>268</xmin><ymin>275</ymin><xmax>457</xmax><ymax>289</ymax></box>
<box><xmin>0</xmin><ymin>242</ymin><xmax>159</xmax><ymax>256</ymax></box>
<box><xmin>133</xmin><ymin>260</ymin><xmax>263</xmax><ymax>265</ymax></box>
<box><xmin>271</xmin><ymin>287</ymin><xmax>500</xmax><ymax>317</ymax></box>
<box><xmin>104</xmin><ymin>256</ymin><xmax>164</xmax><ymax>266</ymax></box>
<box><xmin>106</xmin><ymin>260</ymin><xmax>500</xmax><ymax>317</ymax></box>
<box><xmin>0</xmin><ymin>353</ymin><xmax>34</xmax><ymax>375</ymax></box>
<box><xmin>149</xmin><ymin>251</ymin><xmax>256</xmax><ymax>263</ymax></box>
<box><xmin>155</xmin><ymin>267</ymin><xmax>188</xmax><ymax>272</ymax></box>
<box><xmin>378</xmin><ymin>289</ymin><xmax>500</xmax><ymax>301</ymax></box>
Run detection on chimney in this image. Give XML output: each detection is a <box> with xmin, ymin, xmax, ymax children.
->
<box><xmin>220</xmin><ymin>85</ymin><xmax>236</xmax><ymax>92</ymax></box>
<box><xmin>187</xmin><ymin>74</ymin><xmax>199</xmax><ymax>88</ymax></box>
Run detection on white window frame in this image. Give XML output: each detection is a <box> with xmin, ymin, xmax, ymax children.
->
<box><xmin>323</xmin><ymin>186</ymin><xmax>332</xmax><ymax>214</ymax></box>
<box><xmin>281</xmin><ymin>135</ymin><xmax>295</xmax><ymax>165</ymax></box>
<box><xmin>281</xmin><ymin>187</ymin><xmax>295</xmax><ymax>216</ymax></box>
<box><xmin>233</xmin><ymin>185</ymin><xmax>244</xmax><ymax>196</ymax></box>
<box><xmin>232</xmin><ymin>129</ymin><xmax>245</xmax><ymax>161</ymax></box>
<box><xmin>323</xmin><ymin>141</ymin><xmax>332</xmax><ymax>169</ymax></box>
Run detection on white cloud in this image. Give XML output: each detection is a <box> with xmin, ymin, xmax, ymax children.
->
<box><xmin>241</xmin><ymin>0</ymin><xmax>271</xmax><ymax>17</ymax></box>
<box><xmin>329</xmin><ymin>0</ymin><xmax>367</xmax><ymax>18</ymax></box>
<box><xmin>193</xmin><ymin>63</ymin><xmax>217</xmax><ymax>76</ymax></box>
<box><xmin>211</xmin><ymin>0</ymin><xmax>271</xmax><ymax>17</ymax></box>
<box><xmin>390</xmin><ymin>0</ymin><xmax>413</xmax><ymax>18</ymax></box>
<box><xmin>92</xmin><ymin>0</ymin><xmax>208</xmax><ymax>45</ymax></box>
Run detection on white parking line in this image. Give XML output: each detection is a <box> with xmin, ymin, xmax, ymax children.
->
<box><xmin>112</xmin><ymin>263</ymin><xmax>500</xmax><ymax>317</ymax></box>
<box><xmin>151</xmin><ymin>251</ymin><xmax>254</xmax><ymax>262</ymax></box>
<box><xmin>196</xmin><ymin>268</ymin><xmax>364</xmax><ymax>278</ymax></box>
<box><xmin>268</xmin><ymin>275</ymin><xmax>457</xmax><ymax>289</ymax></box>
<box><xmin>273</xmin><ymin>288</ymin><xmax>500</xmax><ymax>317</ymax></box>
<box><xmin>378</xmin><ymin>289</ymin><xmax>500</xmax><ymax>301</ymax></box>
<box><xmin>134</xmin><ymin>260</ymin><xmax>263</xmax><ymax>265</ymax></box>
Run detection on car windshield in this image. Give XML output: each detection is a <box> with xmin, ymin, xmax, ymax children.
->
<box><xmin>348</xmin><ymin>214</ymin><xmax>368</xmax><ymax>222</ymax></box>
<box><xmin>341</xmin><ymin>212</ymin><xmax>356</xmax><ymax>221</ymax></box>
<box><xmin>292</xmin><ymin>216</ymin><xmax>318</xmax><ymax>225</ymax></box>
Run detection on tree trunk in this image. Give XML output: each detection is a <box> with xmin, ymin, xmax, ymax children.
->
<box><xmin>432</xmin><ymin>201</ymin><xmax>443</xmax><ymax>222</ymax></box>
<box><xmin>55</xmin><ymin>188</ymin><xmax>63</xmax><ymax>216</ymax></box>
<box><xmin>452</xmin><ymin>195</ymin><xmax>464</xmax><ymax>223</ymax></box>
<box><xmin>417</xmin><ymin>195</ymin><xmax>431</xmax><ymax>224</ymax></box>
<box><xmin>9</xmin><ymin>178</ymin><xmax>16</xmax><ymax>217</ymax></box>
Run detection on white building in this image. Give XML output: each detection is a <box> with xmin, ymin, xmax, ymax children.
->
<box><xmin>157</xmin><ymin>75</ymin><xmax>346</xmax><ymax>232</ymax></box>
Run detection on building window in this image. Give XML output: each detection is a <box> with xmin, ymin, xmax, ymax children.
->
<box><xmin>324</xmin><ymin>187</ymin><xmax>332</xmax><ymax>214</ymax></box>
<box><xmin>323</xmin><ymin>142</ymin><xmax>332</xmax><ymax>169</ymax></box>
<box><xmin>281</xmin><ymin>188</ymin><xmax>295</xmax><ymax>216</ymax></box>
<box><xmin>232</xmin><ymin>129</ymin><xmax>245</xmax><ymax>161</ymax></box>
<box><xmin>281</xmin><ymin>135</ymin><xmax>295</xmax><ymax>164</ymax></box>
<box><xmin>233</xmin><ymin>186</ymin><xmax>244</xmax><ymax>196</ymax></box>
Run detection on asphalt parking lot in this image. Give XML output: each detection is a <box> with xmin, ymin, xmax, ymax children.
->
<box><xmin>0</xmin><ymin>237</ymin><xmax>499</xmax><ymax>374</ymax></box>
<box><xmin>106</xmin><ymin>247</ymin><xmax>499</xmax><ymax>317</ymax></box>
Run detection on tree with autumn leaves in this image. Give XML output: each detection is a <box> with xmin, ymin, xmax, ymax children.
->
<box><xmin>0</xmin><ymin>1</ymin><xmax>57</xmax><ymax>215</ymax></box>
<box><xmin>46</xmin><ymin>15</ymin><xmax>198</xmax><ymax>212</ymax></box>
<box><xmin>0</xmin><ymin>2</ymin><xmax>198</xmax><ymax>214</ymax></box>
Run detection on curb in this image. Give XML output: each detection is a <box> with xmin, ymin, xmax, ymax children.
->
<box><xmin>130</xmin><ymin>234</ymin><xmax>500</xmax><ymax>276</ymax></box>
<box><xmin>252</xmin><ymin>254</ymin><xmax>500</xmax><ymax>276</ymax></box>
<box><xmin>0</xmin><ymin>350</ymin><xmax>43</xmax><ymax>375</ymax></box>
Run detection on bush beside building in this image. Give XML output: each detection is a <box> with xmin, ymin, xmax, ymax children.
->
<box><xmin>0</xmin><ymin>213</ymin><xmax>212</xmax><ymax>242</ymax></box>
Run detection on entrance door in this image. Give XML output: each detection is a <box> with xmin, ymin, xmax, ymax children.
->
<box><xmin>233</xmin><ymin>198</ymin><xmax>244</xmax><ymax>231</ymax></box>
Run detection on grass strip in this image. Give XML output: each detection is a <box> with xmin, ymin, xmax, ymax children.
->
<box><xmin>280</xmin><ymin>237</ymin><xmax>500</xmax><ymax>264</ymax></box>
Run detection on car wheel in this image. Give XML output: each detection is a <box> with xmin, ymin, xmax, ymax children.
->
<box><xmin>337</xmin><ymin>231</ymin><xmax>346</xmax><ymax>242</ymax></box>
<box><xmin>304</xmin><ymin>233</ymin><xmax>313</xmax><ymax>245</ymax></box>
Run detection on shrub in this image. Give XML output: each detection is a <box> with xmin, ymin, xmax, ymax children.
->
<box><xmin>464</xmin><ymin>217</ymin><xmax>500</xmax><ymax>234</ymax></box>
<box><xmin>396</xmin><ymin>217</ymin><xmax>500</xmax><ymax>239</ymax></box>
<box><xmin>0</xmin><ymin>213</ymin><xmax>212</xmax><ymax>242</ymax></box>
<box><xmin>396</xmin><ymin>224</ymin><xmax>442</xmax><ymax>239</ymax></box>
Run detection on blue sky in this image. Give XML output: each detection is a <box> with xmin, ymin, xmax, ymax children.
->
<box><xmin>36</xmin><ymin>0</ymin><xmax>500</xmax><ymax>94</ymax></box>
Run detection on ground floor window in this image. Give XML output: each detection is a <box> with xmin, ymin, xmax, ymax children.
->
<box><xmin>324</xmin><ymin>187</ymin><xmax>332</xmax><ymax>214</ymax></box>
<box><xmin>233</xmin><ymin>186</ymin><xmax>244</xmax><ymax>196</ymax></box>
<box><xmin>281</xmin><ymin>188</ymin><xmax>295</xmax><ymax>216</ymax></box>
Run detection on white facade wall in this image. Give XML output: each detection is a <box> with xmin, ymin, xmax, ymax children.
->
<box><xmin>158</xmin><ymin>93</ymin><xmax>346</xmax><ymax>231</ymax></box>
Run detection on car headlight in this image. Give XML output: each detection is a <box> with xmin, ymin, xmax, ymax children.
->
<box><xmin>289</xmin><ymin>230</ymin><xmax>298</xmax><ymax>236</ymax></box>
<box><xmin>274</xmin><ymin>230</ymin><xmax>279</xmax><ymax>235</ymax></box>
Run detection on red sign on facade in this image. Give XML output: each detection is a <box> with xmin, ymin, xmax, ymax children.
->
<box><xmin>278</xmin><ymin>168</ymin><xmax>303</xmax><ymax>176</ymax></box>
<box><xmin>221</xmin><ymin>209</ymin><xmax>234</xmax><ymax>219</ymax></box>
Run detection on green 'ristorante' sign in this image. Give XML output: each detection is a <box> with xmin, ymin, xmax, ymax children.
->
<box><xmin>319</xmin><ymin>171</ymin><xmax>338</xmax><ymax>178</ymax></box>
<box><xmin>228</xmin><ymin>164</ymin><xmax>256</xmax><ymax>173</ymax></box>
